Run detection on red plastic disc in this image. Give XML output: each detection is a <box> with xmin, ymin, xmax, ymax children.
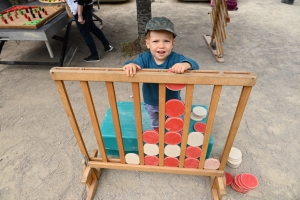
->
<box><xmin>225</xmin><ymin>172</ymin><xmax>233</xmax><ymax>185</ymax></box>
<box><xmin>185</xmin><ymin>146</ymin><xmax>202</xmax><ymax>158</ymax></box>
<box><xmin>184</xmin><ymin>158</ymin><xmax>199</xmax><ymax>168</ymax></box>
<box><xmin>234</xmin><ymin>174</ymin><xmax>244</xmax><ymax>189</ymax></box>
<box><xmin>166</xmin><ymin>84</ymin><xmax>186</xmax><ymax>91</ymax></box>
<box><xmin>144</xmin><ymin>155</ymin><xmax>159</xmax><ymax>166</ymax></box>
<box><xmin>204</xmin><ymin>158</ymin><xmax>220</xmax><ymax>170</ymax></box>
<box><xmin>165</xmin><ymin>131</ymin><xmax>182</xmax><ymax>145</ymax></box>
<box><xmin>194</xmin><ymin>122</ymin><xmax>206</xmax><ymax>133</ymax></box>
<box><xmin>231</xmin><ymin>181</ymin><xmax>248</xmax><ymax>193</ymax></box>
<box><xmin>240</xmin><ymin>173</ymin><xmax>258</xmax><ymax>189</ymax></box>
<box><xmin>165</xmin><ymin>99</ymin><xmax>185</xmax><ymax>117</ymax></box>
<box><xmin>237</xmin><ymin>174</ymin><xmax>251</xmax><ymax>190</ymax></box>
<box><xmin>164</xmin><ymin>157</ymin><xmax>179</xmax><ymax>167</ymax></box>
<box><xmin>142</xmin><ymin>130</ymin><xmax>159</xmax><ymax>144</ymax></box>
<box><xmin>165</xmin><ymin>117</ymin><xmax>184</xmax><ymax>132</ymax></box>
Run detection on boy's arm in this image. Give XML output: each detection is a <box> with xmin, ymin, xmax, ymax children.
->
<box><xmin>170</xmin><ymin>56</ymin><xmax>200</xmax><ymax>74</ymax></box>
<box><xmin>181</xmin><ymin>58</ymin><xmax>199</xmax><ymax>70</ymax></box>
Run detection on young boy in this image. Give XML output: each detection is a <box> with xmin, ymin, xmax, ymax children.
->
<box><xmin>123</xmin><ymin>17</ymin><xmax>199</xmax><ymax>130</ymax></box>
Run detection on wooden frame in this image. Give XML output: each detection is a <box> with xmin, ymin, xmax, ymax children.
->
<box><xmin>205</xmin><ymin>0</ymin><xmax>230</xmax><ymax>63</ymax></box>
<box><xmin>50</xmin><ymin>67</ymin><xmax>257</xmax><ymax>200</ymax></box>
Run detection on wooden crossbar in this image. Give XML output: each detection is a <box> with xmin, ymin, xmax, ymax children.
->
<box><xmin>50</xmin><ymin>67</ymin><xmax>257</xmax><ymax>200</ymax></box>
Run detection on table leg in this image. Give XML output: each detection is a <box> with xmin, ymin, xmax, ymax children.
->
<box><xmin>45</xmin><ymin>40</ymin><xmax>54</xmax><ymax>58</ymax></box>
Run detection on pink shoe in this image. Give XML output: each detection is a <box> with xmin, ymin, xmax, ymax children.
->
<box><xmin>210</xmin><ymin>0</ymin><xmax>214</xmax><ymax>7</ymax></box>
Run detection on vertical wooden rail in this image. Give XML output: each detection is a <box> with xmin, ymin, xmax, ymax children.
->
<box><xmin>219</xmin><ymin>86</ymin><xmax>252</xmax><ymax>170</ymax></box>
<box><xmin>131</xmin><ymin>83</ymin><xmax>145</xmax><ymax>165</ymax></box>
<box><xmin>55</xmin><ymin>80</ymin><xmax>90</xmax><ymax>159</ymax></box>
<box><xmin>179</xmin><ymin>84</ymin><xmax>194</xmax><ymax>168</ymax></box>
<box><xmin>158</xmin><ymin>83</ymin><xmax>166</xmax><ymax>166</ymax></box>
<box><xmin>80</xmin><ymin>81</ymin><xmax>108</xmax><ymax>162</ymax></box>
<box><xmin>105</xmin><ymin>82</ymin><xmax>126</xmax><ymax>164</ymax></box>
<box><xmin>199</xmin><ymin>85</ymin><xmax>222</xmax><ymax>169</ymax></box>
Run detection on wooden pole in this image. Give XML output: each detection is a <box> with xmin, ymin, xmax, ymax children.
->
<box><xmin>131</xmin><ymin>83</ymin><xmax>145</xmax><ymax>165</ymax></box>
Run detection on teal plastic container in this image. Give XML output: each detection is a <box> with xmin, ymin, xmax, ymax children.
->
<box><xmin>100</xmin><ymin>102</ymin><xmax>213</xmax><ymax>159</ymax></box>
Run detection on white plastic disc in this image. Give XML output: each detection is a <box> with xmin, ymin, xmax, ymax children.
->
<box><xmin>164</xmin><ymin>145</ymin><xmax>181</xmax><ymax>157</ymax></box>
<box><xmin>229</xmin><ymin>147</ymin><xmax>242</xmax><ymax>160</ymax></box>
<box><xmin>187</xmin><ymin>132</ymin><xmax>204</xmax><ymax>146</ymax></box>
<box><xmin>144</xmin><ymin>144</ymin><xmax>159</xmax><ymax>156</ymax></box>
<box><xmin>125</xmin><ymin>153</ymin><xmax>140</xmax><ymax>165</ymax></box>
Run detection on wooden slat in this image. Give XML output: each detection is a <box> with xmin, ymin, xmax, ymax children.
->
<box><xmin>105</xmin><ymin>82</ymin><xmax>125</xmax><ymax>164</ymax></box>
<box><xmin>216</xmin><ymin>176</ymin><xmax>226</xmax><ymax>197</ymax></box>
<box><xmin>81</xmin><ymin>166</ymin><xmax>92</xmax><ymax>185</ymax></box>
<box><xmin>88</xmin><ymin>161</ymin><xmax>224</xmax><ymax>177</ymax></box>
<box><xmin>219</xmin><ymin>86</ymin><xmax>253</xmax><ymax>170</ymax></box>
<box><xmin>158</xmin><ymin>83</ymin><xmax>166</xmax><ymax>166</ymax></box>
<box><xmin>80</xmin><ymin>81</ymin><xmax>108</xmax><ymax>162</ymax></box>
<box><xmin>90</xmin><ymin>157</ymin><xmax>120</xmax><ymax>163</ymax></box>
<box><xmin>131</xmin><ymin>83</ymin><xmax>144</xmax><ymax>165</ymax></box>
<box><xmin>179</xmin><ymin>84</ymin><xmax>194</xmax><ymax>168</ymax></box>
<box><xmin>50</xmin><ymin>68</ymin><xmax>257</xmax><ymax>87</ymax></box>
<box><xmin>211</xmin><ymin>189</ymin><xmax>220</xmax><ymax>200</ymax></box>
<box><xmin>86</xmin><ymin>174</ymin><xmax>99</xmax><ymax>200</ymax></box>
<box><xmin>199</xmin><ymin>85</ymin><xmax>222</xmax><ymax>169</ymax></box>
<box><xmin>55</xmin><ymin>80</ymin><xmax>89</xmax><ymax>158</ymax></box>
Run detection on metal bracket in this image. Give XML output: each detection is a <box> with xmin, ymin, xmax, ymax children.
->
<box><xmin>83</xmin><ymin>155</ymin><xmax>89</xmax><ymax>166</ymax></box>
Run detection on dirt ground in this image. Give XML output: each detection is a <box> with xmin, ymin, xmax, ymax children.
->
<box><xmin>1</xmin><ymin>0</ymin><xmax>300</xmax><ymax>199</ymax></box>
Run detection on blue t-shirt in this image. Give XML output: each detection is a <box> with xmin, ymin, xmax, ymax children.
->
<box><xmin>124</xmin><ymin>51</ymin><xmax>200</xmax><ymax>106</ymax></box>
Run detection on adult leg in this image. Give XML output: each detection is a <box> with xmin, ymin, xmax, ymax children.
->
<box><xmin>85</xmin><ymin>5</ymin><xmax>110</xmax><ymax>49</ymax></box>
<box><xmin>74</xmin><ymin>7</ymin><xmax>98</xmax><ymax>56</ymax></box>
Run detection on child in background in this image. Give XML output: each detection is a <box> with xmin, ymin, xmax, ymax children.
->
<box><xmin>122</xmin><ymin>17</ymin><xmax>199</xmax><ymax>131</ymax></box>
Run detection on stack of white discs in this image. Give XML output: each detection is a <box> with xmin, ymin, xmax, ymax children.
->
<box><xmin>227</xmin><ymin>147</ymin><xmax>242</xmax><ymax>168</ymax></box>
<box><xmin>190</xmin><ymin>106</ymin><xmax>207</xmax><ymax>121</ymax></box>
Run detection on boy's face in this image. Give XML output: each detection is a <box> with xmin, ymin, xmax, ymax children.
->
<box><xmin>145</xmin><ymin>30</ymin><xmax>175</xmax><ymax>65</ymax></box>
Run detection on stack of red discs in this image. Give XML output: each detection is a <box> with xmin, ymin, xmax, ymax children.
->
<box><xmin>231</xmin><ymin>173</ymin><xmax>258</xmax><ymax>193</ymax></box>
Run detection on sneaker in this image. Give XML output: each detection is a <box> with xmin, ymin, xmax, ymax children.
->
<box><xmin>84</xmin><ymin>55</ymin><xmax>100</xmax><ymax>62</ymax></box>
<box><xmin>104</xmin><ymin>45</ymin><xmax>113</xmax><ymax>52</ymax></box>
<box><xmin>281</xmin><ymin>0</ymin><xmax>294</xmax><ymax>4</ymax></box>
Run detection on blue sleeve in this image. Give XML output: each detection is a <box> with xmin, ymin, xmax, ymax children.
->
<box><xmin>124</xmin><ymin>53</ymin><xmax>145</xmax><ymax>68</ymax></box>
<box><xmin>171</xmin><ymin>52</ymin><xmax>200</xmax><ymax>70</ymax></box>
<box><xmin>181</xmin><ymin>58</ymin><xmax>200</xmax><ymax>70</ymax></box>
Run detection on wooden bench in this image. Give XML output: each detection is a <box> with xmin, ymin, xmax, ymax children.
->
<box><xmin>50</xmin><ymin>67</ymin><xmax>257</xmax><ymax>200</ymax></box>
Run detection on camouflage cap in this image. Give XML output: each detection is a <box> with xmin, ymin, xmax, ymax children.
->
<box><xmin>145</xmin><ymin>17</ymin><xmax>177</xmax><ymax>37</ymax></box>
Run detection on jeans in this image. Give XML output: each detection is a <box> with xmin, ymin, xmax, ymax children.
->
<box><xmin>144</xmin><ymin>104</ymin><xmax>159</xmax><ymax>128</ymax></box>
<box><xmin>74</xmin><ymin>5</ymin><xmax>110</xmax><ymax>56</ymax></box>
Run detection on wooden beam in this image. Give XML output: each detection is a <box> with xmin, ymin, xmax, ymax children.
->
<box><xmin>179</xmin><ymin>84</ymin><xmax>194</xmax><ymax>168</ymax></box>
<box><xmin>80</xmin><ymin>81</ymin><xmax>108</xmax><ymax>162</ymax></box>
<box><xmin>50</xmin><ymin>68</ymin><xmax>257</xmax><ymax>86</ymax></box>
<box><xmin>219</xmin><ymin>86</ymin><xmax>253</xmax><ymax>170</ymax></box>
<box><xmin>54</xmin><ymin>80</ymin><xmax>90</xmax><ymax>158</ymax></box>
<box><xmin>106</xmin><ymin>82</ymin><xmax>126</xmax><ymax>164</ymax></box>
<box><xmin>158</xmin><ymin>83</ymin><xmax>166</xmax><ymax>166</ymax></box>
<box><xmin>199</xmin><ymin>85</ymin><xmax>222</xmax><ymax>169</ymax></box>
<box><xmin>88</xmin><ymin>161</ymin><xmax>224</xmax><ymax>177</ymax></box>
<box><xmin>131</xmin><ymin>83</ymin><xmax>145</xmax><ymax>165</ymax></box>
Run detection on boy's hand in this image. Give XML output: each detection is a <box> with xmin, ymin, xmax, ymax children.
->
<box><xmin>170</xmin><ymin>62</ymin><xmax>191</xmax><ymax>74</ymax></box>
<box><xmin>123</xmin><ymin>64</ymin><xmax>141</xmax><ymax>77</ymax></box>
